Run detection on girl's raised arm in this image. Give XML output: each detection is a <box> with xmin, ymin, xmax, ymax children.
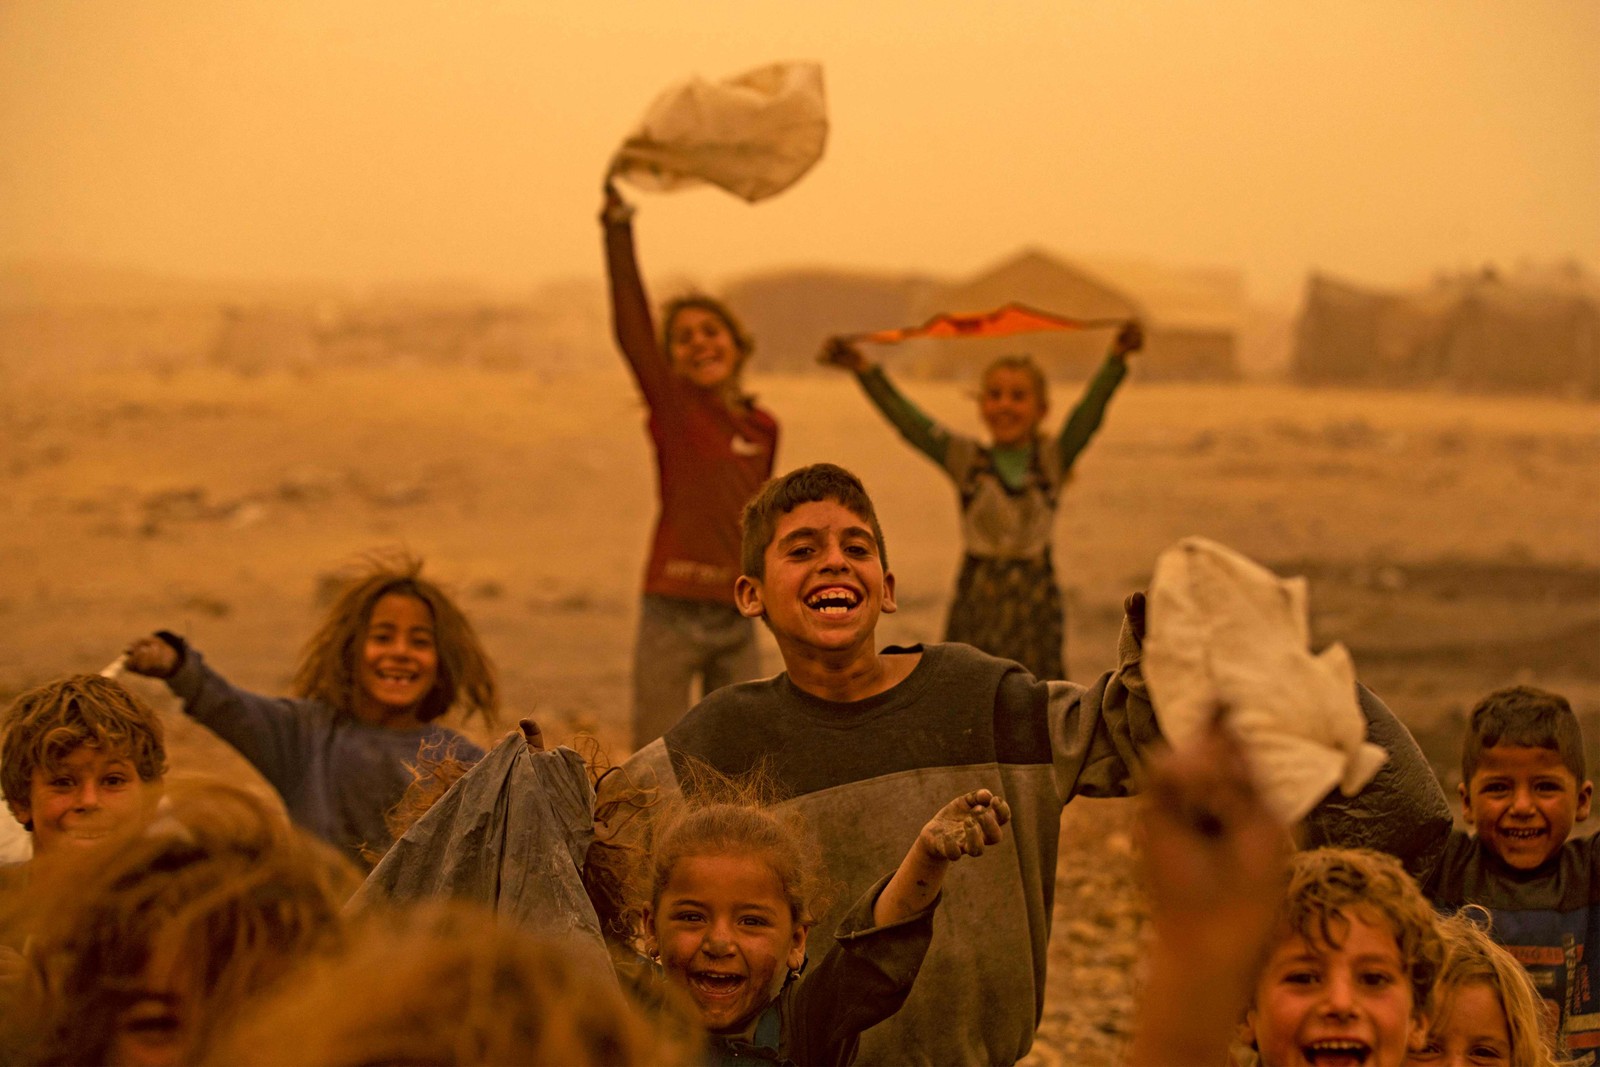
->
<box><xmin>873</xmin><ymin>788</ymin><xmax>1010</xmax><ymax>926</ymax></box>
<box><xmin>600</xmin><ymin>182</ymin><xmax>671</xmax><ymax>402</ymax></box>
<box><xmin>819</xmin><ymin>337</ymin><xmax>952</xmax><ymax>465</ymax></box>
<box><xmin>1054</xmin><ymin>321</ymin><xmax>1141</xmax><ymax>472</ymax></box>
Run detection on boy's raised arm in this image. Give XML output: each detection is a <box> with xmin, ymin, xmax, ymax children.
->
<box><xmin>600</xmin><ymin>182</ymin><xmax>670</xmax><ymax>402</ymax></box>
<box><xmin>1298</xmin><ymin>684</ymin><xmax>1455</xmax><ymax>885</ymax></box>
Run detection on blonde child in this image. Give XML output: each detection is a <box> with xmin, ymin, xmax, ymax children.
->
<box><xmin>820</xmin><ymin>324</ymin><xmax>1141</xmax><ymax>679</ymax></box>
<box><xmin>1408</xmin><ymin>910</ymin><xmax>1562</xmax><ymax>1067</ymax></box>
<box><xmin>1</xmin><ymin>674</ymin><xmax>167</xmax><ymax>862</ymax></box>
<box><xmin>1240</xmin><ymin>848</ymin><xmax>1444</xmax><ymax>1067</ymax></box>
<box><xmin>601</xmin><ymin>182</ymin><xmax>779</xmax><ymax>747</ymax></box>
<box><xmin>121</xmin><ymin>555</ymin><xmax>495</xmax><ymax>866</ymax></box>
<box><xmin>632</xmin><ymin>779</ymin><xmax>1011</xmax><ymax>1065</ymax></box>
<box><xmin>4</xmin><ymin>781</ymin><xmax>354</xmax><ymax>1065</ymax></box>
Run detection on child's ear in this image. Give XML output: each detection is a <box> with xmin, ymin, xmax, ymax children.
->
<box><xmin>734</xmin><ymin>575</ymin><xmax>766</xmax><ymax>620</ymax></box>
<box><xmin>1238</xmin><ymin>1010</ymin><xmax>1257</xmax><ymax>1053</ymax></box>
<box><xmin>5</xmin><ymin>799</ymin><xmax>31</xmax><ymax>834</ymax></box>
<box><xmin>787</xmin><ymin>923</ymin><xmax>809</xmax><ymax>973</ymax></box>
<box><xmin>1579</xmin><ymin>780</ymin><xmax>1593</xmax><ymax>823</ymax></box>
<box><xmin>880</xmin><ymin>571</ymin><xmax>897</xmax><ymax>615</ymax></box>
<box><xmin>641</xmin><ymin>905</ymin><xmax>659</xmax><ymax>958</ymax></box>
<box><xmin>1457</xmin><ymin>781</ymin><xmax>1474</xmax><ymax>828</ymax></box>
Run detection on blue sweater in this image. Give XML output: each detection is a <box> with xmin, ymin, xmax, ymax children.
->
<box><xmin>161</xmin><ymin>633</ymin><xmax>484</xmax><ymax>867</ymax></box>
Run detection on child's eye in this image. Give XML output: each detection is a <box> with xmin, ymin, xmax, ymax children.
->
<box><xmin>670</xmin><ymin>910</ymin><xmax>704</xmax><ymax>924</ymax></box>
<box><xmin>1357</xmin><ymin>969</ymin><xmax>1397</xmax><ymax>988</ymax></box>
<box><xmin>1409</xmin><ymin>1042</ymin><xmax>1443</xmax><ymax>1061</ymax></box>
<box><xmin>103</xmin><ymin>774</ymin><xmax>129</xmax><ymax>788</ymax></box>
<box><xmin>737</xmin><ymin>915</ymin><xmax>772</xmax><ymax>928</ymax></box>
<box><xmin>1282</xmin><ymin>969</ymin><xmax>1320</xmax><ymax>985</ymax></box>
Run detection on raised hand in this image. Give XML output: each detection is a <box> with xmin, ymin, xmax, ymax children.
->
<box><xmin>817</xmin><ymin>336</ymin><xmax>871</xmax><ymax>373</ymax></box>
<box><xmin>122</xmin><ymin>634</ymin><xmax>179</xmax><ymax>678</ymax></box>
<box><xmin>918</xmin><ymin>788</ymin><xmax>1011</xmax><ymax>862</ymax></box>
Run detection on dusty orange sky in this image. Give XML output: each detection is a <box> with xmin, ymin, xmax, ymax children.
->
<box><xmin>2</xmin><ymin>1</ymin><xmax>1596</xmax><ymax>300</ymax></box>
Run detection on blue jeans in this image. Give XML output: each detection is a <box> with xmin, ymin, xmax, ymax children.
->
<box><xmin>632</xmin><ymin>594</ymin><xmax>761</xmax><ymax>749</ymax></box>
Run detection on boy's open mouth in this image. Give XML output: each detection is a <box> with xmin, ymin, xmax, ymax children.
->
<box><xmin>1500</xmin><ymin>826</ymin><xmax>1546</xmax><ymax>839</ymax></box>
<box><xmin>805</xmin><ymin>587</ymin><xmax>861</xmax><ymax>616</ymax></box>
<box><xmin>1301</xmin><ymin>1039</ymin><xmax>1370</xmax><ymax>1065</ymax></box>
<box><xmin>689</xmin><ymin>970</ymin><xmax>747</xmax><ymax>998</ymax></box>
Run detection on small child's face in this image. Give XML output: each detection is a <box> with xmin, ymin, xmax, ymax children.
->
<box><xmin>1459</xmin><ymin>743</ymin><xmax>1592</xmax><ymax>871</ymax></box>
<box><xmin>354</xmin><ymin>592</ymin><xmax>440</xmax><ymax>726</ymax></box>
<box><xmin>8</xmin><ymin>744</ymin><xmax>156</xmax><ymax>858</ymax></box>
<box><xmin>1246</xmin><ymin>909</ymin><xmax>1421</xmax><ymax>1067</ymax></box>
<box><xmin>979</xmin><ymin>366</ymin><xmax>1046</xmax><ymax>447</ymax></box>
<box><xmin>668</xmin><ymin>306</ymin><xmax>742</xmax><ymax>390</ymax></box>
<box><xmin>1406</xmin><ymin>980</ymin><xmax>1511</xmax><ymax>1066</ymax></box>
<box><xmin>647</xmin><ymin>851</ymin><xmax>807</xmax><ymax>1035</ymax></box>
<box><xmin>735</xmin><ymin>499</ymin><xmax>895</xmax><ymax>657</ymax></box>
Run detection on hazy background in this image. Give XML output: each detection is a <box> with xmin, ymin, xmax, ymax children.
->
<box><xmin>3</xmin><ymin>1</ymin><xmax>1597</xmax><ymax>302</ymax></box>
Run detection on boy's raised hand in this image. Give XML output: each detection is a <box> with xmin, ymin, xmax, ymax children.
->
<box><xmin>123</xmin><ymin>634</ymin><xmax>179</xmax><ymax>678</ymax></box>
<box><xmin>919</xmin><ymin>788</ymin><xmax>1011</xmax><ymax>862</ymax></box>
<box><xmin>817</xmin><ymin>336</ymin><xmax>871</xmax><ymax>373</ymax></box>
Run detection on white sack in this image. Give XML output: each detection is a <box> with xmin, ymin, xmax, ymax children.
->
<box><xmin>1144</xmin><ymin>536</ymin><xmax>1386</xmax><ymax>824</ymax></box>
<box><xmin>609</xmin><ymin>61</ymin><xmax>827</xmax><ymax>203</ymax></box>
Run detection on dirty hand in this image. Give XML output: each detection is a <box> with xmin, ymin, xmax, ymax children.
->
<box><xmin>919</xmin><ymin>788</ymin><xmax>1011</xmax><ymax>862</ymax></box>
<box><xmin>1113</xmin><ymin>320</ymin><xmax>1145</xmax><ymax>358</ymax></box>
<box><xmin>123</xmin><ymin>634</ymin><xmax>179</xmax><ymax>678</ymax></box>
<box><xmin>817</xmin><ymin>336</ymin><xmax>870</xmax><ymax>372</ymax></box>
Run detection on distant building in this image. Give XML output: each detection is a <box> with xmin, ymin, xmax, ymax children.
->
<box><xmin>1293</xmin><ymin>265</ymin><xmax>1599</xmax><ymax>398</ymax></box>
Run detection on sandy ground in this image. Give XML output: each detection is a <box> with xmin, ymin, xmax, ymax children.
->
<box><xmin>2</xmin><ymin>361</ymin><xmax>1597</xmax><ymax>1060</ymax></box>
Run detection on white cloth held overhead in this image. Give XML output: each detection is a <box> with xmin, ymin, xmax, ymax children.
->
<box><xmin>1144</xmin><ymin>536</ymin><xmax>1387</xmax><ymax>824</ymax></box>
<box><xmin>610</xmin><ymin>61</ymin><xmax>828</xmax><ymax>203</ymax></box>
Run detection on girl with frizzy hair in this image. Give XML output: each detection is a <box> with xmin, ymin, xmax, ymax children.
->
<box><xmin>121</xmin><ymin>553</ymin><xmax>493</xmax><ymax>867</ymax></box>
<box><xmin>3</xmin><ymin>781</ymin><xmax>355</xmax><ymax>1066</ymax></box>
<box><xmin>1408</xmin><ymin>909</ymin><xmax>1567</xmax><ymax>1067</ymax></box>
<box><xmin>624</xmin><ymin>765</ymin><xmax>1011</xmax><ymax>1065</ymax></box>
<box><xmin>207</xmin><ymin>901</ymin><xmax>698</xmax><ymax>1067</ymax></box>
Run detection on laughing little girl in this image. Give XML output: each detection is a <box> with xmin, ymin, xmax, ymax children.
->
<box><xmin>122</xmin><ymin>556</ymin><xmax>494</xmax><ymax>867</ymax></box>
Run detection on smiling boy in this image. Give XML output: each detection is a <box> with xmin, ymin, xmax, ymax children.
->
<box><xmin>1</xmin><ymin>675</ymin><xmax>167</xmax><ymax>863</ymax></box>
<box><xmin>596</xmin><ymin>462</ymin><xmax>1160</xmax><ymax>1066</ymax></box>
<box><xmin>1307</xmin><ymin>684</ymin><xmax>1600</xmax><ymax>1057</ymax></box>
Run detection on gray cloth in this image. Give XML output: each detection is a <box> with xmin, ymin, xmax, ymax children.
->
<box><xmin>356</xmin><ymin>731</ymin><xmax>613</xmax><ymax>979</ymax></box>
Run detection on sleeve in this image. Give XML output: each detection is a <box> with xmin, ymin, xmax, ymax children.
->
<box><xmin>853</xmin><ymin>366</ymin><xmax>953</xmax><ymax>467</ymax></box>
<box><xmin>1298</xmin><ymin>685</ymin><xmax>1455</xmax><ymax>886</ymax></box>
<box><xmin>156</xmin><ymin>632</ymin><xmax>313</xmax><ymax>802</ymax></box>
<box><xmin>602</xmin><ymin>215</ymin><xmax>672</xmax><ymax>405</ymax></box>
<box><xmin>1054</xmin><ymin>352</ymin><xmax>1128</xmax><ymax>473</ymax></box>
<box><xmin>1043</xmin><ymin>611</ymin><xmax>1163</xmax><ymax>803</ymax></box>
<box><xmin>782</xmin><ymin>872</ymin><xmax>937</xmax><ymax>1067</ymax></box>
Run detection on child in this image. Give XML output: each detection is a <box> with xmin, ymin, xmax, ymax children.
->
<box><xmin>208</xmin><ymin>902</ymin><xmax>694</xmax><ymax>1067</ymax></box>
<box><xmin>594</xmin><ymin>462</ymin><xmax>1159</xmax><ymax>1065</ymax></box>
<box><xmin>1304</xmin><ymin>684</ymin><xmax>1600</xmax><ymax>1054</ymax></box>
<box><xmin>635</xmin><ymin>778</ymin><xmax>1010</xmax><ymax>1064</ymax></box>
<box><xmin>819</xmin><ymin>322</ymin><xmax>1142</xmax><ymax>679</ymax></box>
<box><xmin>0</xmin><ymin>674</ymin><xmax>167</xmax><ymax>862</ymax></box>
<box><xmin>4</xmin><ymin>780</ymin><xmax>354</xmax><ymax>1065</ymax></box>
<box><xmin>1241</xmin><ymin>848</ymin><xmax>1444</xmax><ymax>1067</ymax></box>
<box><xmin>121</xmin><ymin>555</ymin><xmax>493</xmax><ymax>866</ymax></box>
<box><xmin>602</xmin><ymin>181</ymin><xmax>779</xmax><ymax>747</ymax></box>
<box><xmin>1408</xmin><ymin>910</ymin><xmax>1561</xmax><ymax>1067</ymax></box>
